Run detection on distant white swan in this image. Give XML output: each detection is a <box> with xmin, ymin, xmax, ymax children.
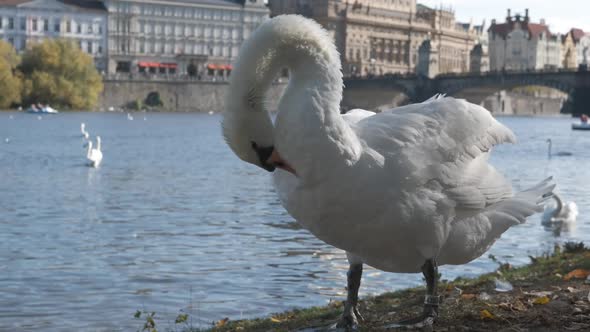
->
<box><xmin>546</xmin><ymin>138</ymin><xmax>572</xmax><ymax>158</ymax></box>
<box><xmin>541</xmin><ymin>192</ymin><xmax>578</xmax><ymax>226</ymax></box>
<box><xmin>222</xmin><ymin>15</ymin><xmax>554</xmax><ymax>329</ymax></box>
<box><xmin>81</xmin><ymin>122</ymin><xmax>89</xmax><ymax>139</ymax></box>
<box><xmin>86</xmin><ymin>136</ymin><xmax>103</xmax><ymax>168</ymax></box>
<box><xmin>127</xmin><ymin>113</ymin><xmax>134</xmax><ymax>121</ymax></box>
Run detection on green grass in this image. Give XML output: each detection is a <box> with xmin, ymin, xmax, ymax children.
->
<box><xmin>202</xmin><ymin>242</ymin><xmax>590</xmax><ymax>332</ymax></box>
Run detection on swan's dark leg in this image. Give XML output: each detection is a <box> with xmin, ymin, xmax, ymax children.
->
<box><xmin>386</xmin><ymin>259</ymin><xmax>439</xmax><ymax>329</ymax></box>
<box><xmin>335</xmin><ymin>262</ymin><xmax>363</xmax><ymax>330</ymax></box>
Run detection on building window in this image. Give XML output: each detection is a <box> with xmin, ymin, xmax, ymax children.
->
<box><xmin>98</xmin><ymin>25</ymin><xmax>102</xmax><ymax>34</ymax></box>
<box><xmin>66</xmin><ymin>21</ymin><xmax>71</xmax><ymax>33</ymax></box>
<box><xmin>88</xmin><ymin>24</ymin><xmax>93</xmax><ymax>34</ymax></box>
<box><xmin>116</xmin><ymin>61</ymin><xmax>131</xmax><ymax>73</ymax></box>
<box><xmin>32</xmin><ymin>18</ymin><xmax>37</xmax><ymax>31</ymax></box>
<box><xmin>98</xmin><ymin>45</ymin><xmax>102</xmax><ymax>54</ymax></box>
<box><xmin>8</xmin><ymin>37</ymin><xmax>14</xmax><ymax>45</ymax></box>
<box><xmin>43</xmin><ymin>19</ymin><xmax>48</xmax><ymax>31</ymax></box>
<box><xmin>20</xmin><ymin>17</ymin><xmax>26</xmax><ymax>30</ymax></box>
<box><xmin>54</xmin><ymin>19</ymin><xmax>60</xmax><ymax>32</ymax></box>
<box><xmin>77</xmin><ymin>23</ymin><xmax>82</xmax><ymax>34</ymax></box>
<box><xmin>8</xmin><ymin>17</ymin><xmax>14</xmax><ymax>29</ymax></box>
<box><xmin>87</xmin><ymin>42</ymin><xmax>92</xmax><ymax>53</ymax></box>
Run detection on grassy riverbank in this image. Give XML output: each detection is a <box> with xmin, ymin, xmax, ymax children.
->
<box><xmin>204</xmin><ymin>242</ymin><xmax>590</xmax><ymax>331</ymax></box>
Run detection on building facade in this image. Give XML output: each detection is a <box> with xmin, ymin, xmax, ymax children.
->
<box><xmin>577</xmin><ymin>33</ymin><xmax>590</xmax><ymax>68</ymax></box>
<box><xmin>561</xmin><ymin>28</ymin><xmax>584</xmax><ymax>69</ymax></box>
<box><xmin>268</xmin><ymin>0</ymin><xmax>482</xmax><ymax>78</ymax></box>
<box><xmin>0</xmin><ymin>0</ymin><xmax>108</xmax><ymax>71</ymax></box>
<box><xmin>488</xmin><ymin>9</ymin><xmax>561</xmax><ymax>71</ymax></box>
<box><xmin>104</xmin><ymin>0</ymin><xmax>268</xmax><ymax>78</ymax></box>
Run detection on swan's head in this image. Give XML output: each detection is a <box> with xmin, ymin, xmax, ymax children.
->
<box><xmin>222</xmin><ymin>101</ymin><xmax>277</xmax><ymax>172</ymax></box>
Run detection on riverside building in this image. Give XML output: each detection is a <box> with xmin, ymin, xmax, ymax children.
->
<box><xmin>268</xmin><ymin>0</ymin><xmax>482</xmax><ymax>78</ymax></box>
<box><xmin>0</xmin><ymin>0</ymin><xmax>108</xmax><ymax>71</ymax></box>
<box><xmin>103</xmin><ymin>0</ymin><xmax>269</xmax><ymax>78</ymax></box>
<box><xmin>488</xmin><ymin>9</ymin><xmax>561</xmax><ymax>71</ymax></box>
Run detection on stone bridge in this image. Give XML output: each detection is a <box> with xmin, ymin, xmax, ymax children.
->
<box><xmin>342</xmin><ymin>70</ymin><xmax>590</xmax><ymax>115</ymax></box>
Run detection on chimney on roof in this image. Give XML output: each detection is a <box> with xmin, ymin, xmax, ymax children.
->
<box><xmin>540</xmin><ymin>18</ymin><xmax>546</xmax><ymax>25</ymax></box>
<box><xmin>506</xmin><ymin>9</ymin><xmax>511</xmax><ymax>21</ymax></box>
<box><xmin>491</xmin><ymin>18</ymin><xmax>496</xmax><ymax>25</ymax></box>
<box><xmin>525</xmin><ymin>8</ymin><xmax>529</xmax><ymax>22</ymax></box>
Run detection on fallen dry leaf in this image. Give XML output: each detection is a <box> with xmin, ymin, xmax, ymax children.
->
<box><xmin>461</xmin><ymin>293</ymin><xmax>476</xmax><ymax>300</ymax></box>
<box><xmin>533</xmin><ymin>296</ymin><xmax>551</xmax><ymax>305</ymax></box>
<box><xmin>564</xmin><ymin>269</ymin><xmax>590</xmax><ymax>281</ymax></box>
<box><xmin>480</xmin><ymin>309</ymin><xmax>494</xmax><ymax>320</ymax></box>
<box><xmin>270</xmin><ymin>316</ymin><xmax>283</xmax><ymax>323</ymax></box>
<box><xmin>216</xmin><ymin>317</ymin><xmax>229</xmax><ymax>327</ymax></box>
<box><xmin>514</xmin><ymin>300</ymin><xmax>528</xmax><ymax>311</ymax></box>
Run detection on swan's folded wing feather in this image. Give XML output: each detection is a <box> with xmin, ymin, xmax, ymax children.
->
<box><xmin>342</xmin><ymin>108</ymin><xmax>376</xmax><ymax>125</ymax></box>
<box><xmin>355</xmin><ymin>97</ymin><xmax>515</xmax><ymax>212</ymax></box>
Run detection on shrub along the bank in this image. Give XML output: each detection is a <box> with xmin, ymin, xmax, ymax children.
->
<box><xmin>0</xmin><ymin>40</ymin><xmax>22</xmax><ymax>109</ymax></box>
<box><xmin>19</xmin><ymin>39</ymin><xmax>103</xmax><ymax>110</ymax></box>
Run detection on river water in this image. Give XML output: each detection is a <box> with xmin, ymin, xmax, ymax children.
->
<box><xmin>0</xmin><ymin>111</ymin><xmax>588</xmax><ymax>331</ymax></box>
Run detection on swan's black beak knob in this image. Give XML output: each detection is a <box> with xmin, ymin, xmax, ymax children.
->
<box><xmin>251</xmin><ymin>142</ymin><xmax>276</xmax><ymax>172</ymax></box>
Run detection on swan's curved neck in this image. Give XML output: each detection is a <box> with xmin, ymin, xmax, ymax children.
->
<box><xmin>226</xmin><ymin>16</ymin><xmax>361</xmax><ymax>180</ymax></box>
<box><xmin>87</xmin><ymin>141</ymin><xmax>93</xmax><ymax>158</ymax></box>
<box><xmin>96</xmin><ymin>137</ymin><xmax>101</xmax><ymax>151</ymax></box>
<box><xmin>552</xmin><ymin>193</ymin><xmax>563</xmax><ymax>216</ymax></box>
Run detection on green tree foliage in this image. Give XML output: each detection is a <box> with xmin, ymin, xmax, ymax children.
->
<box><xmin>0</xmin><ymin>40</ymin><xmax>22</xmax><ymax>108</ymax></box>
<box><xmin>20</xmin><ymin>39</ymin><xmax>103</xmax><ymax>109</ymax></box>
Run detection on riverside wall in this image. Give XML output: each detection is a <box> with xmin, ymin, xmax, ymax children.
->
<box><xmin>99</xmin><ymin>79</ymin><xmax>287</xmax><ymax>112</ymax></box>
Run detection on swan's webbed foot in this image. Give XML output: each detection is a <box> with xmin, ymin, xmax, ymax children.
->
<box><xmin>384</xmin><ymin>259</ymin><xmax>440</xmax><ymax>331</ymax></box>
<box><xmin>335</xmin><ymin>302</ymin><xmax>363</xmax><ymax>330</ymax></box>
<box><xmin>333</xmin><ymin>262</ymin><xmax>363</xmax><ymax>330</ymax></box>
<box><xmin>385</xmin><ymin>296</ymin><xmax>439</xmax><ymax>330</ymax></box>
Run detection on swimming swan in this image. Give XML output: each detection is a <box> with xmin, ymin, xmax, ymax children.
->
<box><xmin>541</xmin><ymin>192</ymin><xmax>577</xmax><ymax>226</ymax></box>
<box><xmin>222</xmin><ymin>15</ymin><xmax>555</xmax><ymax>329</ymax></box>
<box><xmin>86</xmin><ymin>136</ymin><xmax>102</xmax><ymax>168</ymax></box>
<box><xmin>546</xmin><ymin>138</ymin><xmax>572</xmax><ymax>158</ymax></box>
<box><xmin>81</xmin><ymin>122</ymin><xmax>89</xmax><ymax>140</ymax></box>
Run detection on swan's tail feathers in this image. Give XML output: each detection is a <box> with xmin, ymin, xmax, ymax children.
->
<box><xmin>485</xmin><ymin>177</ymin><xmax>555</xmax><ymax>228</ymax></box>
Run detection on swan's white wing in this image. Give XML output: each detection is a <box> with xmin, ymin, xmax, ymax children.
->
<box><xmin>89</xmin><ymin>149</ymin><xmax>103</xmax><ymax>164</ymax></box>
<box><xmin>342</xmin><ymin>108</ymin><xmax>376</xmax><ymax>125</ymax></box>
<box><xmin>355</xmin><ymin>97</ymin><xmax>516</xmax><ymax>215</ymax></box>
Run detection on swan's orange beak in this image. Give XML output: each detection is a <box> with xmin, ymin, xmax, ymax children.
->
<box><xmin>267</xmin><ymin>149</ymin><xmax>297</xmax><ymax>176</ymax></box>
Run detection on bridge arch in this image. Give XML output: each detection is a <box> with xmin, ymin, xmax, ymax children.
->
<box><xmin>342</xmin><ymin>77</ymin><xmax>421</xmax><ymax>111</ymax></box>
<box><xmin>434</xmin><ymin>72</ymin><xmax>576</xmax><ymax>105</ymax></box>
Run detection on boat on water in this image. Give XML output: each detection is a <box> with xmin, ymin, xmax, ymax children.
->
<box><xmin>26</xmin><ymin>104</ymin><xmax>59</xmax><ymax>114</ymax></box>
<box><xmin>572</xmin><ymin>122</ymin><xmax>590</xmax><ymax>130</ymax></box>
<box><xmin>572</xmin><ymin>114</ymin><xmax>590</xmax><ymax>130</ymax></box>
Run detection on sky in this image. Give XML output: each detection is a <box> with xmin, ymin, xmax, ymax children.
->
<box><xmin>418</xmin><ymin>0</ymin><xmax>590</xmax><ymax>34</ymax></box>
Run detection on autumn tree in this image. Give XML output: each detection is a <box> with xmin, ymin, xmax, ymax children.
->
<box><xmin>0</xmin><ymin>40</ymin><xmax>22</xmax><ymax>109</ymax></box>
<box><xmin>20</xmin><ymin>39</ymin><xmax>103</xmax><ymax>109</ymax></box>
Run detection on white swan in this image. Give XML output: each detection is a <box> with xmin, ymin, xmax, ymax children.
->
<box><xmin>127</xmin><ymin>113</ymin><xmax>134</xmax><ymax>121</ymax></box>
<box><xmin>81</xmin><ymin>122</ymin><xmax>89</xmax><ymax>140</ymax></box>
<box><xmin>541</xmin><ymin>192</ymin><xmax>578</xmax><ymax>226</ymax></box>
<box><xmin>546</xmin><ymin>138</ymin><xmax>572</xmax><ymax>158</ymax></box>
<box><xmin>222</xmin><ymin>15</ymin><xmax>555</xmax><ymax>329</ymax></box>
<box><xmin>86</xmin><ymin>136</ymin><xmax>103</xmax><ymax>168</ymax></box>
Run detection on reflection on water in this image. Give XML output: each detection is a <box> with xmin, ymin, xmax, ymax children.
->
<box><xmin>0</xmin><ymin>112</ymin><xmax>588</xmax><ymax>331</ymax></box>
